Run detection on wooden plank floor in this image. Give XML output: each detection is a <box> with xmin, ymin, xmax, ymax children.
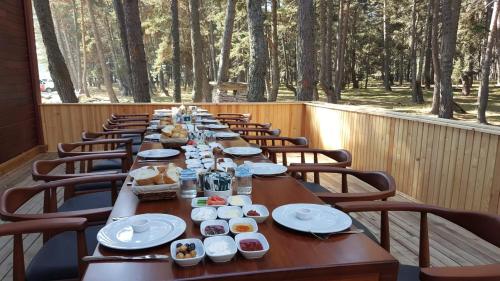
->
<box><xmin>0</xmin><ymin>153</ymin><xmax>499</xmax><ymax>281</ymax></box>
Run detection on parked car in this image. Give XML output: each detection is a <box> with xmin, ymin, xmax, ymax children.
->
<box><xmin>40</xmin><ymin>79</ymin><xmax>55</xmax><ymax>93</ymax></box>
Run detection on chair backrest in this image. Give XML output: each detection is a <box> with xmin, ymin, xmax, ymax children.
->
<box><xmin>268</xmin><ymin>147</ymin><xmax>352</xmax><ymax>167</ymax></box>
<box><xmin>32</xmin><ymin>153</ymin><xmax>129</xmax><ymax>182</ymax></box>
<box><xmin>226</xmin><ymin>122</ymin><xmax>271</xmax><ymax>129</ymax></box>
<box><xmin>231</xmin><ymin>127</ymin><xmax>281</xmax><ymax>136</ymax></box>
<box><xmin>336</xmin><ymin>200</ymin><xmax>500</xmax><ymax>280</ymax></box>
<box><xmin>242</xmin><ymin>136</ymin><xmax>309</xmax><ymax>149</ymax></box>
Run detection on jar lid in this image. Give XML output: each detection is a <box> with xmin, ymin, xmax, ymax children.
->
<box><xmin>180</xmin><ymin>168</ymin><xmax>197</xmax><ymax>179</ymax></box>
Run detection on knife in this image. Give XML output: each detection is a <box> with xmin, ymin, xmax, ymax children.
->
<box><xmin>82</xmin><ymin>254</ymin><xmax>170</xmax><ymax>263</ymax></box>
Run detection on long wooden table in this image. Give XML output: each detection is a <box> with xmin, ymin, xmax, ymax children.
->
<box><xmin>82</xmin><ymin>125</ymin><xmax>398</xmax><ymax>281</ymax></box>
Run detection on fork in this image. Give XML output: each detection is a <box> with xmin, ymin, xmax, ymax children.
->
<box><xmin>82</xmin><ymin>254</ymin><xmax>170</xmax><ymax>263</ymax></box>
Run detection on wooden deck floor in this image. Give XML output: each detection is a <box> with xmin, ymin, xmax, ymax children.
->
<box><xmin>0</xmin><ymin>153</ymin><xmax>499</xmax><ymax>280</ymax></box>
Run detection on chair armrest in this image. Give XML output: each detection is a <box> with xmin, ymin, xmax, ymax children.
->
<box><xmin>3</xmin><ymin>207</ymin><xmax>112</xmax><ymax>223</ymax></box>
<box><xmin>107</xmin><ymin>129</ymin><xmax>146</xmax><ymax>135</ymax></box>
<box><xmin>79</xmin><ymin>138</ymin><xmax>133</xmax><ymax>146</ymax></box>
<box><xmin>0</xmin><ymin>218</ymin><xmax>87</xmax><ymax>236</ymax></box>
<box><xmin>316</xmin><ymin>191</ymin><xmax>395</xmax><ymax>204</ymax></box>
<box><xmin>335</xmin><ymin>201</ymin><xmax>427</xmax><ymax>213</ymax></box>
<box><xmin>420</xmin><ymin>264</ymin><xmax>500</xmax><ymax>281</ymax></box>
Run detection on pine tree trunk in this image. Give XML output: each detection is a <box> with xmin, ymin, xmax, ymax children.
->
<box><xmin>296</xmin><ymin>0</ymin><xmax>315</xmax><ymax>101</ymax></box>
<box><xmin>123</xmin><ymin>0</ymin><xmax>150</xmax><ymax>102</ymax></box>
<box><xmin>217</xmin><ymin>0</ymin><xmax>236</xmax><ymax>83</ymax></box>
<box><xmin>112</xmin><ymin>0</ymin><xmax>132</xmax><ymax>96</ymax></box>
<box><xmin>170</xmin><ymin>0</ymin><xmax>182</xmax><ymax>102</ymax></box>
<box><xmin>209</xmin><ymin>22</ymin><xmax>217</xmax><ymax>82</ymax></box>
<box><xmin>246</xmin><ymin>0</ymin><xmax>267</xmax><ymax>102</ymax></box>
<box><xmin>477</xmin><ymin>0</ymin><xmax>499</xmax><ymax>124</ymax></box>
<box><xmin>189</xmin><ymin>0</ymin><xmax>208</xmax><ymax>101</ymax></box>
<box><xmin>423</xmin><ymin>2</ymin><xmax>433</xmax><ymax>90</ymax></box>
<box><xmin>319</xmin><ymin>0</ymin><xmax>335</xmax><ymax>102</ymax></box>
<box><xmin>72</xmin><ymin>0</ymin><xmax>82</xmax><ymax>91</ymax></box>
<box><xmin>269</xmin><ymin>0</ymin><xmax>280</xmax><ymax>102</ymax></box>
<box><xmin>430</xmin><ymin>0</ymin><xmax>440</xmax><ymax>114</ymax></box>
<box><xmin>439</xmin><ymin>0</ymin><xmax>462</xmax><ymax>119</ymax></box>
<box><xmin>334</xmin><ymin>0</ymin><xmax>350</xmax><ymax>100</ymax></box>
<box><xmin>88</xmin><ymin>0</ymin><xmax>119</xmax><ymax>103</ymax></box>
<box><xmin>80</xmin><ymin>0</ymin><xmax>90</xmax><ymax>97</ymax></box>
<box><xmin>383</xmin><ymin>0</ymin><xmax>392</xmax><ymax>91</ymax></box>
<box><xmin>410</xmin><ymin>0</ymin><xmax>424</xmax><ymax>104</ymax></box>
<box><xmin>33</xmin><ymin>0</ymin><xmax>78</xmax><ymax>103</ymax></box>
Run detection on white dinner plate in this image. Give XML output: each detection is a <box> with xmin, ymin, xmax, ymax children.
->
<box><xmin>223</xmin><ymin>147</ymin><xmax>262</xmax><ymax>156</ymax></box>
<box><xmin>144</xmin><ymin>133</ymin><xmax>161</xmax><ymax>141</ymax></box>
<box><xmin>195</xmin><ymin>112</ymin><xmax>213</xmax><ymax>117</ymax></box>
<box><xmin>201</xmin><ymin>119</ymin><xmax>219</xmax><ymax>124</ymax></box>
<box><xmin>97</xmin><ymin>214</ymin><xmax>186</xmax><ymax>250</ymax></box>
<box><xmin>206</xmin><ymin>124</ymin><xmax>228</xmax><ymax>130</ymax></box>
<box><xmin>272</xmin><ymin>204</ymin><xmax>352</xmax><ymax>234</ymax></box>
<box><xmin>137</xmin><ymin>149</ymin><xmax>180</xmax><ymax>159</ymax></box>
<box><xmin>214</xmin><ymin>132</ymin><xmax>240</xmax><ymax>139</ymax></box>
<box><xmin>248</xmin><ymin>162</ymin><xmax>287</xmax><ymax>176</ymax></box>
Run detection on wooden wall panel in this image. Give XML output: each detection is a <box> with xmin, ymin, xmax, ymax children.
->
<box><xmin>40</xmin><ymin>103</ymin><xmax>304</xmax><ymax>151</ymax></box>
<box><xmin>0</xmin><ymin>0</ymin><xmax>43</xmax><ymax>164</ymax></box>
<box><xmin>304</xmin><ymin>103</ymin><xmax>500</xmax><ymax>215</ymax></box>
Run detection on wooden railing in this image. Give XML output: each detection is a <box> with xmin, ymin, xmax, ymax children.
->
<box><xmin>40</xmin><ymin>103</ymin><xmax>304</xmax><ymax>151</ymax></box>
<box><xmin>39</xmin><ymin>102</ymin><xmax>500</xmax><ymax>215</ymax></box>
<box><xmin>304</xmin><ymin>102</ymin><xmax>500</xmax><ymax>215</ymax></box>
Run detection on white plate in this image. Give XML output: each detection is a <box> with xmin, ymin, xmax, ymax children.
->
<box><xmin>249</xmin><ymin>162</ymin><xmax>287</xmax><ymax>176</ymax></box>
<box><xmin>195</xmin><ymin>113</ymin><xmax>213</xmax><ymax>117</ymax></box>
<box><xmin>215</xmin><ymin>132</ymin><xmax>240</xmax><ymax>139</ymax></box>
<box><xmin>144</xmin><ymin>133</ymin><xmax>161</xmax><ymax>141</ymax></box>
<box><xmin>97</xmin><ymin>214</ymin><xmax>186</xmax><ymax>250</ymax></box>
<box><xmin>201</xmin><ymin>119</ymin><xmax>219</xmax><ymax>124</ymax></box>
<box><xmin>272</xmin><ymin>204</ymin><xmax>352</xmax><ymax>234</ymax></box>
<box><xmin>223</xmin><ymin>147</ymin><xmax>262</xmax><ymax>156</ymax></box>
<box><xmin>206</xmin><ymin>124</ymin><xmax>228</xmax><ymax>130</ymax></box>
<box><xmin>137</xmin><ymin>149</ymin><xmax>180</xmax><ymax>159</ymax></box>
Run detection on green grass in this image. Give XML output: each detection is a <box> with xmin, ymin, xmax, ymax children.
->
<box><xmin>76</xmin><ymin>81</ymin><xmax>500</xmax><ymax>126</ymax></box>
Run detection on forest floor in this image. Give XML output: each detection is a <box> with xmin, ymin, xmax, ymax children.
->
<box><xmin>41</xmin><ymin>82</ymin><xmax>500</xmax><ymax>126</ymax></box>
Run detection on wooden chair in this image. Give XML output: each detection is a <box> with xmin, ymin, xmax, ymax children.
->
<box><xmin>106</xmin><ymin>119</ymin><xmax>149</xmax><ymax>129</ymax></box>
<box><xmin>32</xmin><ymin>153</ymin><xmax>129</xmax><ymax>202</ymax></box>
<box><xmin>82</xmin><ymin>130</ymin><xmax>142</xmax><ymax>153</ymax></box>
<box><xmin>225</xmin><ymin>121</ymin><xmax>271</xmax><ymax>129</ymax></box>
<box><xmin>231</xmin><ymin>127</ymin><xmax>281</xmax><ymax>136</ymax></box>
<box><xmin>336</xmin><ymin>201</ymin><xmax>500</xmax><ymax>281</ymax></box>
<box><xmin>217</xmin><ymin>113</ymin><xmax>252</xmax><ymax>120</ymax></box>
<box><xmin>102</xmin><ymin>123</ymin><xmax>146</xmax><ymax>146</ymax></box>
<box><xmin>242</xmin><ymin>136</ymin><xmax>309</xmax><ymax>156</ymax></box>
<box><xmin>0</xmin><ymin>175</ymin><xmax>126</xmax><ymax>281</ymax></box>
<box><xmin>267</xmin><ymin>147</ymin><xmax>352</xmax><ymax>169</ymax></box>
<box><xmin>57</xmin><ymin>139</ymin><xmax>133</xmax><ymax>171</ymax></box>
<box><xmin>0</xmin><ymin>218</ymin><xmax>88</xmax><ymax>281</ymax></box>
<box><xmin>111</xmin><ymin>113</ymin><xmax>149</xmax><ymax>121</ymax></box>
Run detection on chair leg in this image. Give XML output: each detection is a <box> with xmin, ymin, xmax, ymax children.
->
<box><xmin>381</xmin><ymin>210</ymin><xmax>390</xmax><ymax>251</ymax></box>
<box><xmin>13</xmin><ymin>234</ymin><xmax>25</xmax><ymax>281</ymax></box>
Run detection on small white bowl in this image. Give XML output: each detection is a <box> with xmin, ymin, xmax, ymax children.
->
<box><xmin>235</xmin><ymin>232</ymin><xmax>270</xmax><ymax>259</ymax></box>
<box><xmin>295</xmin><ymin>207</ymin><xmax>314</xmax><ymax>220</ymax></box>
<box><xmin>227</xmin><ymin>195</ymin><xmax>252</xmax><ymax>207</ymax></box>
<box><xmin>242</xmin><ymin>204</ymin><xmax>269</xmax><ymax>223</ymax></box>
<box><xmin>200</xmin><ymin>220</ymin><xmax>229</xmax><ymax>237</ymax></box>
<box><xmin>186</xmin><ymin>159</ymin><xmax>202</xmax><ymax>165</ymax></box>
<box><xmin>229</xmin><ymin>217</ymin><xmax>258</xmax><ymax>234</ymax></box>
<box><xmin>170</xmin><ymin>238</ymin><xmax>205</xmax><ymax>267</ymax></box>
<box><xmin>191</xmin><ymin>207</ymin><xmax>217</xmax><ymax>224</ymax></box>
<box><xmin>203</xmin><ymin>236</ymin><xmax>237</xmax><ymax>263</ymax></box>
<box><xmin>217</xmin><ymin>206</ymin><xmax>243</xmax><ymax>220</ymax></box>
<box><xmin>130</xmin><ymin>218</ymin><xmax>150</xmax><ymax>233</ymax></box>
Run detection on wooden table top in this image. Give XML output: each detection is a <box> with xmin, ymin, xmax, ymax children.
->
<box><xmin>83</xmin><ymin>126</ymin><xmax>398</xmax><ymax>281</ymax></box>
